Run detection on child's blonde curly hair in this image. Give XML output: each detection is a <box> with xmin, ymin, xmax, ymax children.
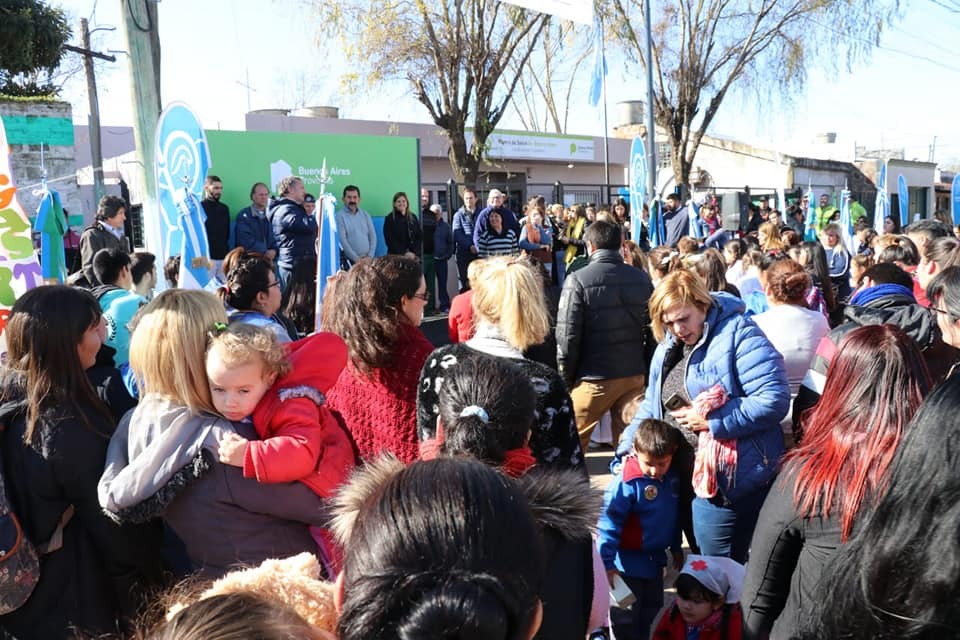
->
<box><xmin>207</xmin><ymin>323</ymin><xmax>291</xmax><ymax>380</ymax></box>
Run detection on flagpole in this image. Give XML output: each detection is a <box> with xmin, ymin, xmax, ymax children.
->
<box><xmin>600</xmin><ymin>15</ymin><xmax>610</xmax><ymax>196</ymax></box>
<box><xmin>643</xmin><ymin>0</ymin><xmax>657</xmax><ymax>202</ymax></box>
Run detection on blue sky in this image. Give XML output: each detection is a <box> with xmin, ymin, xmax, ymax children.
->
<box><xmin>54</xmin><ymin>0</ymin><xmax>960</xmax><ymax>165</ymax></box>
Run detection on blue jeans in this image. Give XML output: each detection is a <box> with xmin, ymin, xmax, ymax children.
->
<box><xmin>554</xmin><ymin>250</ymin><xmax>567</xmax><ymax>285</ymax></box>
<box><xmin>609</xmin><ymin>573</ymin><xmax>663</xmax><ymax>640</ymax></box>
<box><xmin>691</xmin><ymin>485</ymin><xmax>770</xmax><ymax>563</ymax></box>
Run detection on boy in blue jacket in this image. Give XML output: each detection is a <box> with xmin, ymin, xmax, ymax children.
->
<box><xmin>598</xmin><ymin>418</ymin><xmax>685</xmax><ymax>640</ymax></box>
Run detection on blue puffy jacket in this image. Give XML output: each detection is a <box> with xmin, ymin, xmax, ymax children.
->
<box><xmin>616</xmin><ymin>293</ymin><xmax>789</xmax><ymax>503</ymax></box>
<box><xmin>270</xmin><ymin>198</ymin><xmax>318</xmax><ymax>269</ymax></box>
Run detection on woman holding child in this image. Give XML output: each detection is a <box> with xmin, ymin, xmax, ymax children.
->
<box><xmin>616</xmin><ymin>270</ymin><xmax>789</xmax><ymax>564</ymax></box>
<box><xmin>97</xmin><ymin>289</ymin><xmax>331</xmax><ymax>578</ymax></box>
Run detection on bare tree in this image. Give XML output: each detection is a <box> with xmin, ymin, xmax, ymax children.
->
<box><xmin>608</xmin><ymin>0</ymin><xmax>900</xmax><ymax>196</ymax></box>
<box><xmin>509</xmin><ymin>20</ymin><xmax>594</xmax><ymax>134</ymax></box>
<box><xmin>312</xmin><ymin>0</ymin><xmax>550</xmax><ymax>185</ymax></box>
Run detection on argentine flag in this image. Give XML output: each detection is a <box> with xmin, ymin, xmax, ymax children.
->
<box><xmin>175</xmin><ymin>188</ymin><xmax>213</xmax><ymax>290</ymax></box>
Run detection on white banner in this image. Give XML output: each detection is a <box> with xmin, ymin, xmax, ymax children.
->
<box><xmin>467</xmin><ymin>130</ymin><xmax>595</xmax><ymax>161</ymax></box>
<box><xmin>501</xmin><ymin>0</ymin><xmax>593</xmax><ymax>24</ymax></box>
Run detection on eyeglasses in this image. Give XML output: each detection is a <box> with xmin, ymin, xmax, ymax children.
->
<box><xmin>413</xmin><ymin>291</ymin><xmax>429</xmax><ymax>302</ymax></box>
<box><xmin>927</xmin><ymin>304</ymin><xmax>950</xmax><ymax>315</ymax></box>
<box><xmin>268</xmin><ymin>280</ymin><xmax>282</xmax><ymax>289</ymax></box>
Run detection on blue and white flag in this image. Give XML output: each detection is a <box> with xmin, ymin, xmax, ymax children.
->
<box><xmin>951</xmin><ymin>174</ymin><xmax>960</xmax><ymax>226</ymax></box>
<box><xmin>628</xmin><ymin>136</ymin><xmax>646</xmax><ymax>241</ymax></box>
<box><xmin>898</xmin><ymin>174</ymin><xmax>909</xmax><ymax>228</ymax></box>
<box><xmin>175</xmin><ymin>188</ymin><xmax>213</xmax><ymax>290</ymax></box>
<box><xmin>873</xmin><ymin>164</ymin><xmax>889</xmax><ymax>235</ymax></box>
<box><xmin>154</xmin><ymin>102</ymin><xmax>211</xmax><ymax>291</ymax></box>
<box><xmin>688</xmin><ymin>199</ymin><xmax>700</xmax><ymax>238</ymax></box>
<box><xmin>588</xmin><ymin>18</ymin><xmax>607</xmax><ymax>107</ymax></box>
<box><xmin>804</xmin><ymin>185</ymin><xmax>818</xmax><ymax>241</ymax></box>
<box><xmin>33</xmin><ymin>188</ymin><xmax>66</xmax><ymax>283</ymax></box>
<box><xmin>314</xmin><ymin>194</ymin><xmax>340</xmax><ymax>332</ymax></box>
<box><xmin>648</xmin><ymin>198</ymin><xmax>666</xmax><ymax>247</ymax></box>
<box><xmin>838</xmin><ymin>188</ymin><xmax>854</xmax><ymax>253</ymax></box>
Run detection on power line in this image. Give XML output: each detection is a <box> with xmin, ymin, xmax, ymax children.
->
<box><xmin>929</xmin><ymin>0</ymin><xmax>960</xmax><ymax>13</ymax></box>
<box><xmin>805</xmin><ymin>16</ymin><xmax>960</xmax><ymax>74</ymax></box>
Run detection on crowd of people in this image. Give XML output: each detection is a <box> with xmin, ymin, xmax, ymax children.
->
<box><xmin>1</xmin><ymin>182</ymin><xmax>959</xmax><ymax>640</ymax></box>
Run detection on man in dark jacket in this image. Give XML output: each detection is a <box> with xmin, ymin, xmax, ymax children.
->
<box><xmin>792</xmin><ymin>262</ymin><xmax>958</xmax><ymax>437</ymax></box>
<box><xmin>662</xmin><ymin>193</ymin><xmax>689</xmax><ymax>247</ymax></box>
<box><xmin>557</xmin><ymin>220</ymin><xmax>654</xmax><ymax>450</ymax></box>
<box><xmin>233</xmin><ymin>182</ymin><xmax>277</xmax><ymax>260</ymax></box>
<box><xmin>452</xmin><ymin>187</ymin><xmax>480</xmax><ymax>291</ymax></box>
<box><xmin>201</xmin><ymin>175</ymin><xmax>231</xmax><ymax>276</ymax></box>
<box><xmin>76</xmin><ymin>195</ymin><xmax>130</xmax><ymax>287</ymax></box>
<box><xmin>270</xmin><ymin>176</ymin><xmax>317</xmax><ymax>290</ymax></box>
<box><xmin>431</xmin><ymin>204</ymin><xmax>454</xmax><ymax>312</ymax></box>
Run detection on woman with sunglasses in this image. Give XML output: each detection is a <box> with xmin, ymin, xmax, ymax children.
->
<box><xmin>325</xmin><ymin>255</ymin><xmax>434</xmax><ymax>463</ymax></box>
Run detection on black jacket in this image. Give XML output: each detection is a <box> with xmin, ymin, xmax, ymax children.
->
<box><xmin>516</xmin><ymin>469</ymin><xmax>601</xmax><ymax>640</ymax></box>
<box><xmin>270</xmin><ymin>198</ymin><xmax>318</xmax><ymax>269</ymax></box>
<box><xmin>383</xmin><ymin>209</ymin><xmax>422</xmax><ymax>257</ymax></box>
<box><xmin>792</xmin><ymin>293</ymin><xmax>958</xmax><ymax>431</ymax></box>
<box><xmin>556</xmin><ymin>249</ymin><xmax>654</xmax><ymax>388</ymax></box>
<box><xmin>201</xmin><ymin>197</ymin><xmax>231</xmax><ymax>260</ymax></box>
<box><xmin>741</xmin><ymin>462</ymin><xmax>850</xmax><ymax>640</ymax></box>
<box><xmin>0</xmin><ymin>376</ymin><xmax>162</xmax><ymax>639</ymax></box>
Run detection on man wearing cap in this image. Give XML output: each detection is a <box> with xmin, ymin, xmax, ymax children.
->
<box><xmin>303</xmin><ymin>193</ymin><xmax>317</xmax><ymax>217</ymax></box>
<box><xmin>472</xmin><ymin>189</ymin><xmax>520</xmax><ymax>249</ymax></box>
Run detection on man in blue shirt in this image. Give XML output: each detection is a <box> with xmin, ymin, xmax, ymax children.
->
<box><xmin>452</xmin><ymin>187</ymin><xmax>480</xmax><ymax>291</ymax></box>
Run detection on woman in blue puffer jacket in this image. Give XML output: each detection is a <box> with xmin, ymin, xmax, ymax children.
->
<box><xmin>615</xmin><ymin>269</ymin><xmax>788</xmax><ymax>563</ymax></box>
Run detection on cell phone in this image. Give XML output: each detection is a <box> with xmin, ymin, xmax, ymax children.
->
<box><xmin>664</xmin><ymin>393</ymin><xmax>690</xmax><ymax>411</ymax></box>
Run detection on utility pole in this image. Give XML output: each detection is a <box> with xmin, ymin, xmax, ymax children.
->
<box><xmin>119</xmin><ymin>0</ymin><xmax>161</xmax><ymax>206</ymax></box>
<box><xmin>79</xmin><ymin>18</ymin><xmax>109</xmax><ymax>204</ymax></box>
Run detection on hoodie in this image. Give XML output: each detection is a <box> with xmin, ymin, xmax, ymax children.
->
<box><xmin>244</xmin><ymin>333</ymin><xmax>357</xmax><ymax>498</ymax></box>
<box><xmin>98</xmin><ymin>395</ymin><xmax>328</xmax><ymax>578</ymax></box>
<box><xmin>792</xmin><ymin>290</ymin><xmax>957</xmax><ymax>436</ymax></box>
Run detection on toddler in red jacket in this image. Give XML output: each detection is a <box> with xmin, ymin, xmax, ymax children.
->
<box><xmin>206</xmin><ymin>323</ymin><xmax>356</xmax><ymax>571</ymax></box>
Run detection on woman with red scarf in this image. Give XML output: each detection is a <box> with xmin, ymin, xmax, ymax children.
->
<box><xmin>418</xmin><ymin>353</ymin><xmax>606</xmax><ymax>640</ymax></box>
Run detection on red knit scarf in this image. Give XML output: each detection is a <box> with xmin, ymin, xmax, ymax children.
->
<box><xmin>418</xmin><ymin>424</ymin><xmax>536</xmax><ymax>478</ymax></box>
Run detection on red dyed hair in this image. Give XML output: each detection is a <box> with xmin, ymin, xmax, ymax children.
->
<box><xmin>789</xmin><ymin>324</ymin><xmax>931</xmax><ymax>541</ymax></box>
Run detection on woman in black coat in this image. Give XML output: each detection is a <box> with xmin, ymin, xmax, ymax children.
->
<box><xmin>0</xmin><ymin>286</ymin><xmax>162</xmax><ymax>640</ymax></box>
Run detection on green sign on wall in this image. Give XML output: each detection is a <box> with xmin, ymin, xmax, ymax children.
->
<box><xmin>0</xmin><ymin>116</ymin><xmax>74</xmax><ymax>146</ymax></box>
<box><xmin>205</xmin><ymin>130</ymin><xmax>420</xmax><ymax>256</ymax></box>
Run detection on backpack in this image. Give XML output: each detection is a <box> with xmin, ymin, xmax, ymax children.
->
<box><xmin>0</xmin><ymin>427</ymin><xmax>73</xmax><ymax>614</ymax></box>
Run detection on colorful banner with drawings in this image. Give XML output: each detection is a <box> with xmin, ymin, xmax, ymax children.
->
<box><xmin>154</xmin><ymin>103</ymin><xmax>211</xmax><ymax>291</ymax></box>
<box><xmin>628</xmin><ymin>136</ymin><xmax>646</xmax><ymax>244</ymax></box>
<box><xmin>0</xmin><ymin>118</ymin><xmax>43</xmax><ymax>351</ymax></box>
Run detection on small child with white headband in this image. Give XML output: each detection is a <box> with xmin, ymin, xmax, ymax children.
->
<box><xmin>652</xmin><ymin>554</ymin><xmax>745</xmax><ymax>640</ymax></box>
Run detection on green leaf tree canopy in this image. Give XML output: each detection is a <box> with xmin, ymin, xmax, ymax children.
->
<box><xmin>313</xmin><ymin>0</ymin><xmax>550</xmax><ymax>185</ymax></box>
<box><xmin>0</xmin><ymin>0</ymin><xmax>71</xmax><ymax>96</ymax></box>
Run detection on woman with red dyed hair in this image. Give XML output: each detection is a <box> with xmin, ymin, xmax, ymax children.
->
<box><xmin>740</xmin><ymin>324</ymin><xmax>931</xmax><ymax>640</ymax></box>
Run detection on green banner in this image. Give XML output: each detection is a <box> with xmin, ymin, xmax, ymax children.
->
<box><xmin>0</xmin><ymin>115</ymin><xmax>74</xmax><ymax>146</ymax></box>
<box><xmin>205</xmin><ymin>130</ymin><xmax>420</xmax><ymax>256</ymax></box>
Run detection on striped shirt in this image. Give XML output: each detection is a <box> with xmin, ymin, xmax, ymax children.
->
<box><xmin>478</xmin><ymin>228</ymin><xmax>519</xmax><ymax>257</ymax></box>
